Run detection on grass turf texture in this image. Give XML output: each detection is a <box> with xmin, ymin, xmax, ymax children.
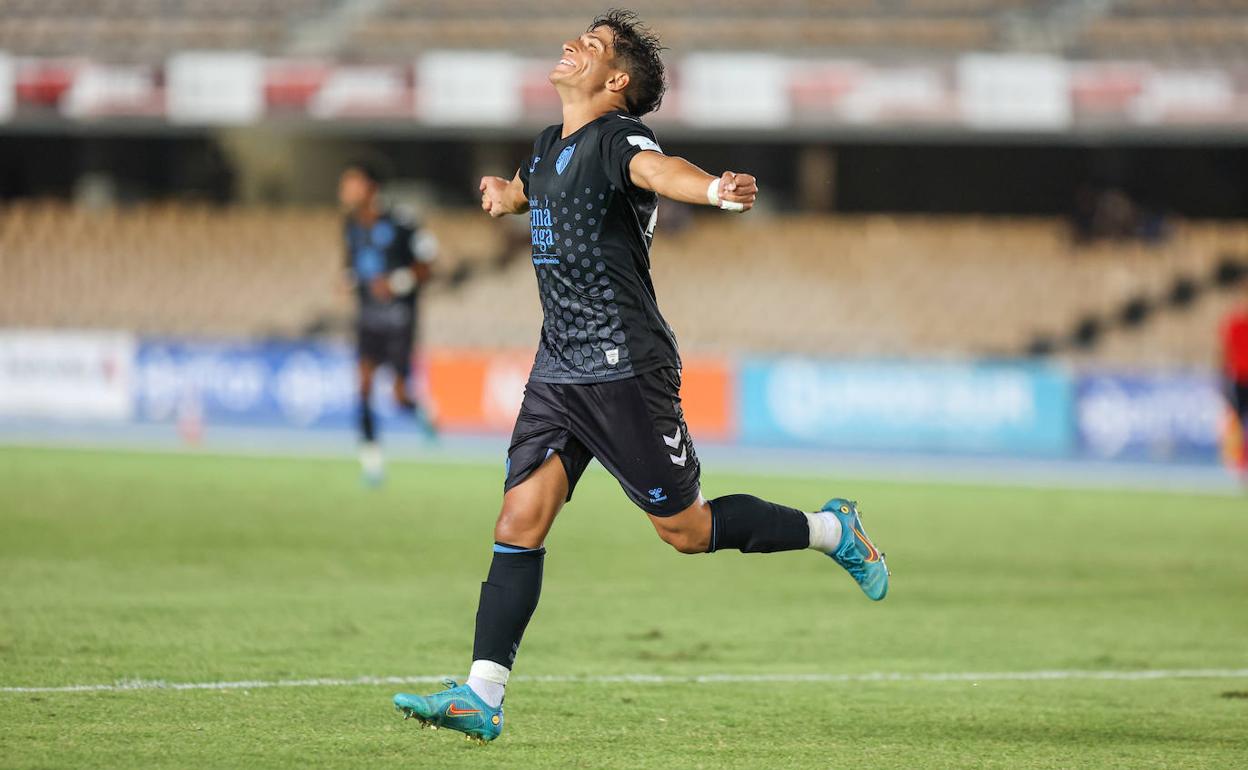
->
<box><xmin>1</xmin><ymin>446</ymin><xmax>1246</xmax><ymax>769</ymax></box>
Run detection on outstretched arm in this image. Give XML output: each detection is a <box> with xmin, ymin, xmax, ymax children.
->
<box><xmin>479</xmin><ymin>170</ymin><xmax>530</xmax><ymax>217</ymax></box>
<box><xmin>628</xmin><ymin>152</ymin><xmax>757</xmax><ymax>213</ymax></box>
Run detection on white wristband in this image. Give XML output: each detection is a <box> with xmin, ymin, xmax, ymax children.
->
<box><xmin>706</xmin><ymin>177</ymin><xmax>722</xmax><ymax>207</ymax></box>
<box><xmin>388</xmin><ymin>267</ymin><xmax>416</xmax><ymax>295</ymax></box>
<box><xmin>707</xmin><ymin>176</ymin><xmax>745</xmax><ymax>212</ymax></box>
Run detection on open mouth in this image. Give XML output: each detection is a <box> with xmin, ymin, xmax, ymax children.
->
<box><xmin>556</xmin><ymin>57</ymin><xmax>575</xmax><ymax>69</ymax></box>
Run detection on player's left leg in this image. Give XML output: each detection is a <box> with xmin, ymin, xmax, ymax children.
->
<box><xmin>387</xmin><ymin>329</ymin><xmax>437</xmax><ymax>438</ymax></box>
<box><xmin>392</xmin><ymin>373</ymin><xmax>415</xmax><ymax>410</ymax></box>
<box><xmin>572</xmin><ymin>368</ymin><xmax>888</xmax><ymax>600</ymax></box>
<box><xmin>650</xmin><ymin>496</ymin><xmax>889</xmax><ymax>601</ymax></box>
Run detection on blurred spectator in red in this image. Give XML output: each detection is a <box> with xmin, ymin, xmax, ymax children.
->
<box><xmin>1220</xmin><ymin>286</ymin><xmax>1248</xmax><ymax>475</ymax></box>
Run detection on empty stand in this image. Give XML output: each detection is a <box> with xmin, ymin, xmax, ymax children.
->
<box><xmin>3</xmin><ymin>0</ymin><xmax>1246</xmax><ymax>61</ymax></box>
<box><xmin>0</xmin><ymin>0</ymin><xmax>1051</xmax><ymax>60</ymax></box>
<box><xmin>1077</xmin><ymin>0</ymin><xmax>1248</xmax><ymax>58</ymax></box>
<box><xmin>2</xmin><ymin>200</ymin><xmax>1243</xmax><ymax>368</ymax></box>
<box><xmin>0</xmin><ymin>0</ymin><xmax>334</xmax><ymax>60</ymax></box>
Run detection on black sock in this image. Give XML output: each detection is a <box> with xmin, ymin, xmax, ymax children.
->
<box><xmin>471</xmin><ymin>543</ymin><xmax>545</xmax><ymax>668</ymax></box>
<box><xmin>359</xmin><ymin>395</ymin><xmax>376</xmax><ymax>442</ymax></box>
<box><xmin>708</xmin><ymin>494</ymin><xmax>810</xmax><ymax>553</ymax></box>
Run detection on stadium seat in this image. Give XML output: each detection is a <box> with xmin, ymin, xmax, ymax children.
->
<box><xmin>3</xmin><ymin>201</ymin><xmax>1243</xmax><ymax>368</ymax></box>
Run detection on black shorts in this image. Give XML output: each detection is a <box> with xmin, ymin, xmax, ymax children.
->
<box><xmin>503</xmin><ymin>368</ymin><xmax>701</xmax><ymax>516</ymax></box>
<box><xmin>357</xmin><ymin>325</ymin><xmax>414</xmax><ymax>376</ymax></box>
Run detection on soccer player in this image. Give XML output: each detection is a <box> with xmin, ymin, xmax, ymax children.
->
<box><xmin>393</xmin><ymin>10</ymin><xmax>889</xmax><ymax>742</ymax></box>
<box><xmin>339</xmin><ymin>161</ymin><xmax>438</xmax><ymax>484</ymax></box>
<box><xmin>1220</xmin><ymin>286</ymin><xmax>1248</xmax><ymax>476</ymax></box>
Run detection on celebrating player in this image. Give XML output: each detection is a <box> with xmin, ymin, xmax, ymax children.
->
<box><xmin>393</xmin><ymin>10</ymin><xmax>890</xmax><ymax>742</ymax></box>
<box><xmin>339</xmin><ymin>161</ymin><xmax>438</xmax><ymax>484</ymax></box>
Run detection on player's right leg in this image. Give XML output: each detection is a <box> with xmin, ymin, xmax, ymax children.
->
<box><xmin>355</xmin><ymin>355</ymin><xmax>383</xmax><ymax>485</ymax></box>
<box><xmin>394</xmin><ymin>381</ymin><xmax>592</xmax><ymax>742</ymax></box>
<box><xmin>393</xmin><ymin>457</ymin><xmax>567</xmax><ymax>742</ymax></box>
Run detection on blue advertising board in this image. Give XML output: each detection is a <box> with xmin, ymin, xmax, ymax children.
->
<box><xmin>738</xmin><ymin>358</ymin><xmax>1074</xmax><ymax>455</ymax></box>
<box><xmin>126</xmin><ymin>339</ymin><xmax>1226</xmax><ymax>463</ymax></box>
<box><xmin>133</xmin><ymin>338</ymin><xmax>411</xmax><ymax>429</ymax></box>
<box><xmin>1076</xmin><ymin>372</ymin><xmax>1223</xmax><ymax>461</ymax></box>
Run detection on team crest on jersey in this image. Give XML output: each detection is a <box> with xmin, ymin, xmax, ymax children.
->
<box><xmin>555</xmin><ymin>143</ymin><xmax>576</xmax><ymax>175</ymax></box>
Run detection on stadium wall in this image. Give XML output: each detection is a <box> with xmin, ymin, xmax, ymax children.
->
<box><xmin>0</xmin><ymin>330</ymin><xmax>1225</xmax><ymax>464</ymax></box>
<box><xmin>6</xmin><ymin>53</ymin><xmax>1248</xmax><ymax>136</ymax></box>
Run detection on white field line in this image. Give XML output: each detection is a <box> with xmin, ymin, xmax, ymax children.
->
<box><xmin>4</xmin><ymin>668</ymin><xmax>1248</xmax><ymax>694</ymax></box>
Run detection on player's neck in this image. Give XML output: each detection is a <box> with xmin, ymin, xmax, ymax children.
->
<box><xmin>558</xmin><ymin>90</ymin><xmax>626</xmax><ymax>138</ymax></box>
<box><xmin>352</xmin><ymin>202</ymin><xmax>381</xmax><ymax>226</ymax></box>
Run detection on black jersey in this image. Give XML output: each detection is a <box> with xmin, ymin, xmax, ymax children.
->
<box><xmin>343</xmin><ymin>208</ymin><xmax>434</xmax><ymax>331</ymax></box>
<box><xmin>518</xmin><ymin>110</ymin><xmax>680</xmax><ymax>384</ymax></box>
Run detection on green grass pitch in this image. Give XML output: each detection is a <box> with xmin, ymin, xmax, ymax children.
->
<box><xmin>1</xmin><ymin>445</ymin><xmax>1246</xmax><ymax>769</ymax></box>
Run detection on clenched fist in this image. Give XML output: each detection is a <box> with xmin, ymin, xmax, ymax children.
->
<box><xmin>480</xmin><ymin>176</ymin><xmax>513</xmax><ymax>218</ymax></box>
<box><xmin>715</xmin><ymin>171</ymin><xmax>757</xmax><ymax>212</ymax></box>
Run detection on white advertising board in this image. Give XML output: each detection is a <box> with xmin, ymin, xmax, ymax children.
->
<box><xmin>958</xmin><ymin>54</ymin><xmax>1071</xmax><ymax>130</ymax></box>
<box><xmin>0</xmin><ymin>51</ymin><xmax>14</xmax><ymax>122</ymax></box>
<box><xmin>680</xmin><ymin>54</ymin><xmax>791</xmax><ymax>129</ymax></box>
<box><xmin>167</xmin><ymin>51</ymin><xmax>264</xmax><ymax>124</ymax></box>
<box><xmin>417</xmin><ymin>52</ymin><xmax>520</xmax><ymax>125</ymax></box>
<box><xmin>0</xmin><ymin>330</ymin><xmax>136</xmax><ymax>420</ymax></box>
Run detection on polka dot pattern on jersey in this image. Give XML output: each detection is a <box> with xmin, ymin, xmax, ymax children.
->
<box><xmin>523</xmin><ymin>120</ymin><xmax>677</xmax><ymax>383</ymax></box>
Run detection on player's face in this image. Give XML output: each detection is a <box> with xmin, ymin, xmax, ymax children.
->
<box><xmin>338</xmin><ymin>169</ymin><xmax>375</xmax><ymax>213</ymax></box>
<box><xmin>550</xmin><ymin>25</ymin><xmax>625</xmax><ymax>95</ymax></box>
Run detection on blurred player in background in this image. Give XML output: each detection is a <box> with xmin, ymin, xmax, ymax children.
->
<box><xmin>392</xmin><ymin>10</ymin><xmax>889</xmax><ymax>744</ymax></box>
<box><xmin>339</xmin><ymin>161</ymin><xmax>438</xmax><ymax>485</ymax></box>
<box><xmin>1220</xmin><ymin>285</ymin><xmax>1248</xmax><ymax>477</ymax></box>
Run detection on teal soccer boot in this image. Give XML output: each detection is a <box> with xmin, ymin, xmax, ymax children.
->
<box><xmin>394</xmin><ymin>679</ymin><xmax>503</xmax><ymax>744</ymax></box>
<box><xmin>822</xmin><ymin>498</ymin><xmax>890</xmax><ymax>601</ymax></box>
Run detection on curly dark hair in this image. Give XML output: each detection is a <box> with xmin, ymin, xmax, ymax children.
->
<box><xmin>588</xmin><ymin>9</ymin><xmax>667</xmax><ymax>117</ymax></box>
<box><xmin>343</xmin><ymin>159</ymin><xmax>387</xmax><ymax>186</ymax></box>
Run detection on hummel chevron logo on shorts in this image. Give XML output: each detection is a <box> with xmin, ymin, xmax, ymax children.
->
<box><xmin>668</xmin><ymin>446</ymin><xmax>687</xmax><ymax>466</ymax></box>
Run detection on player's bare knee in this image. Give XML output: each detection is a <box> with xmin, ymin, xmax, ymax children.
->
<box><xmin>494</xmin><ymin>506</ymin><xmax>545</xmax><ymax>548</ymax></box>
<box><xmin>663</xmin><ymin>530</ymin><xmax>707</xmax><ymax>554</ymax></box>
<box><xmin>648</xmin><ymin>499</ymin><xmax>712</xmax><ymax>554</ymax></box>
